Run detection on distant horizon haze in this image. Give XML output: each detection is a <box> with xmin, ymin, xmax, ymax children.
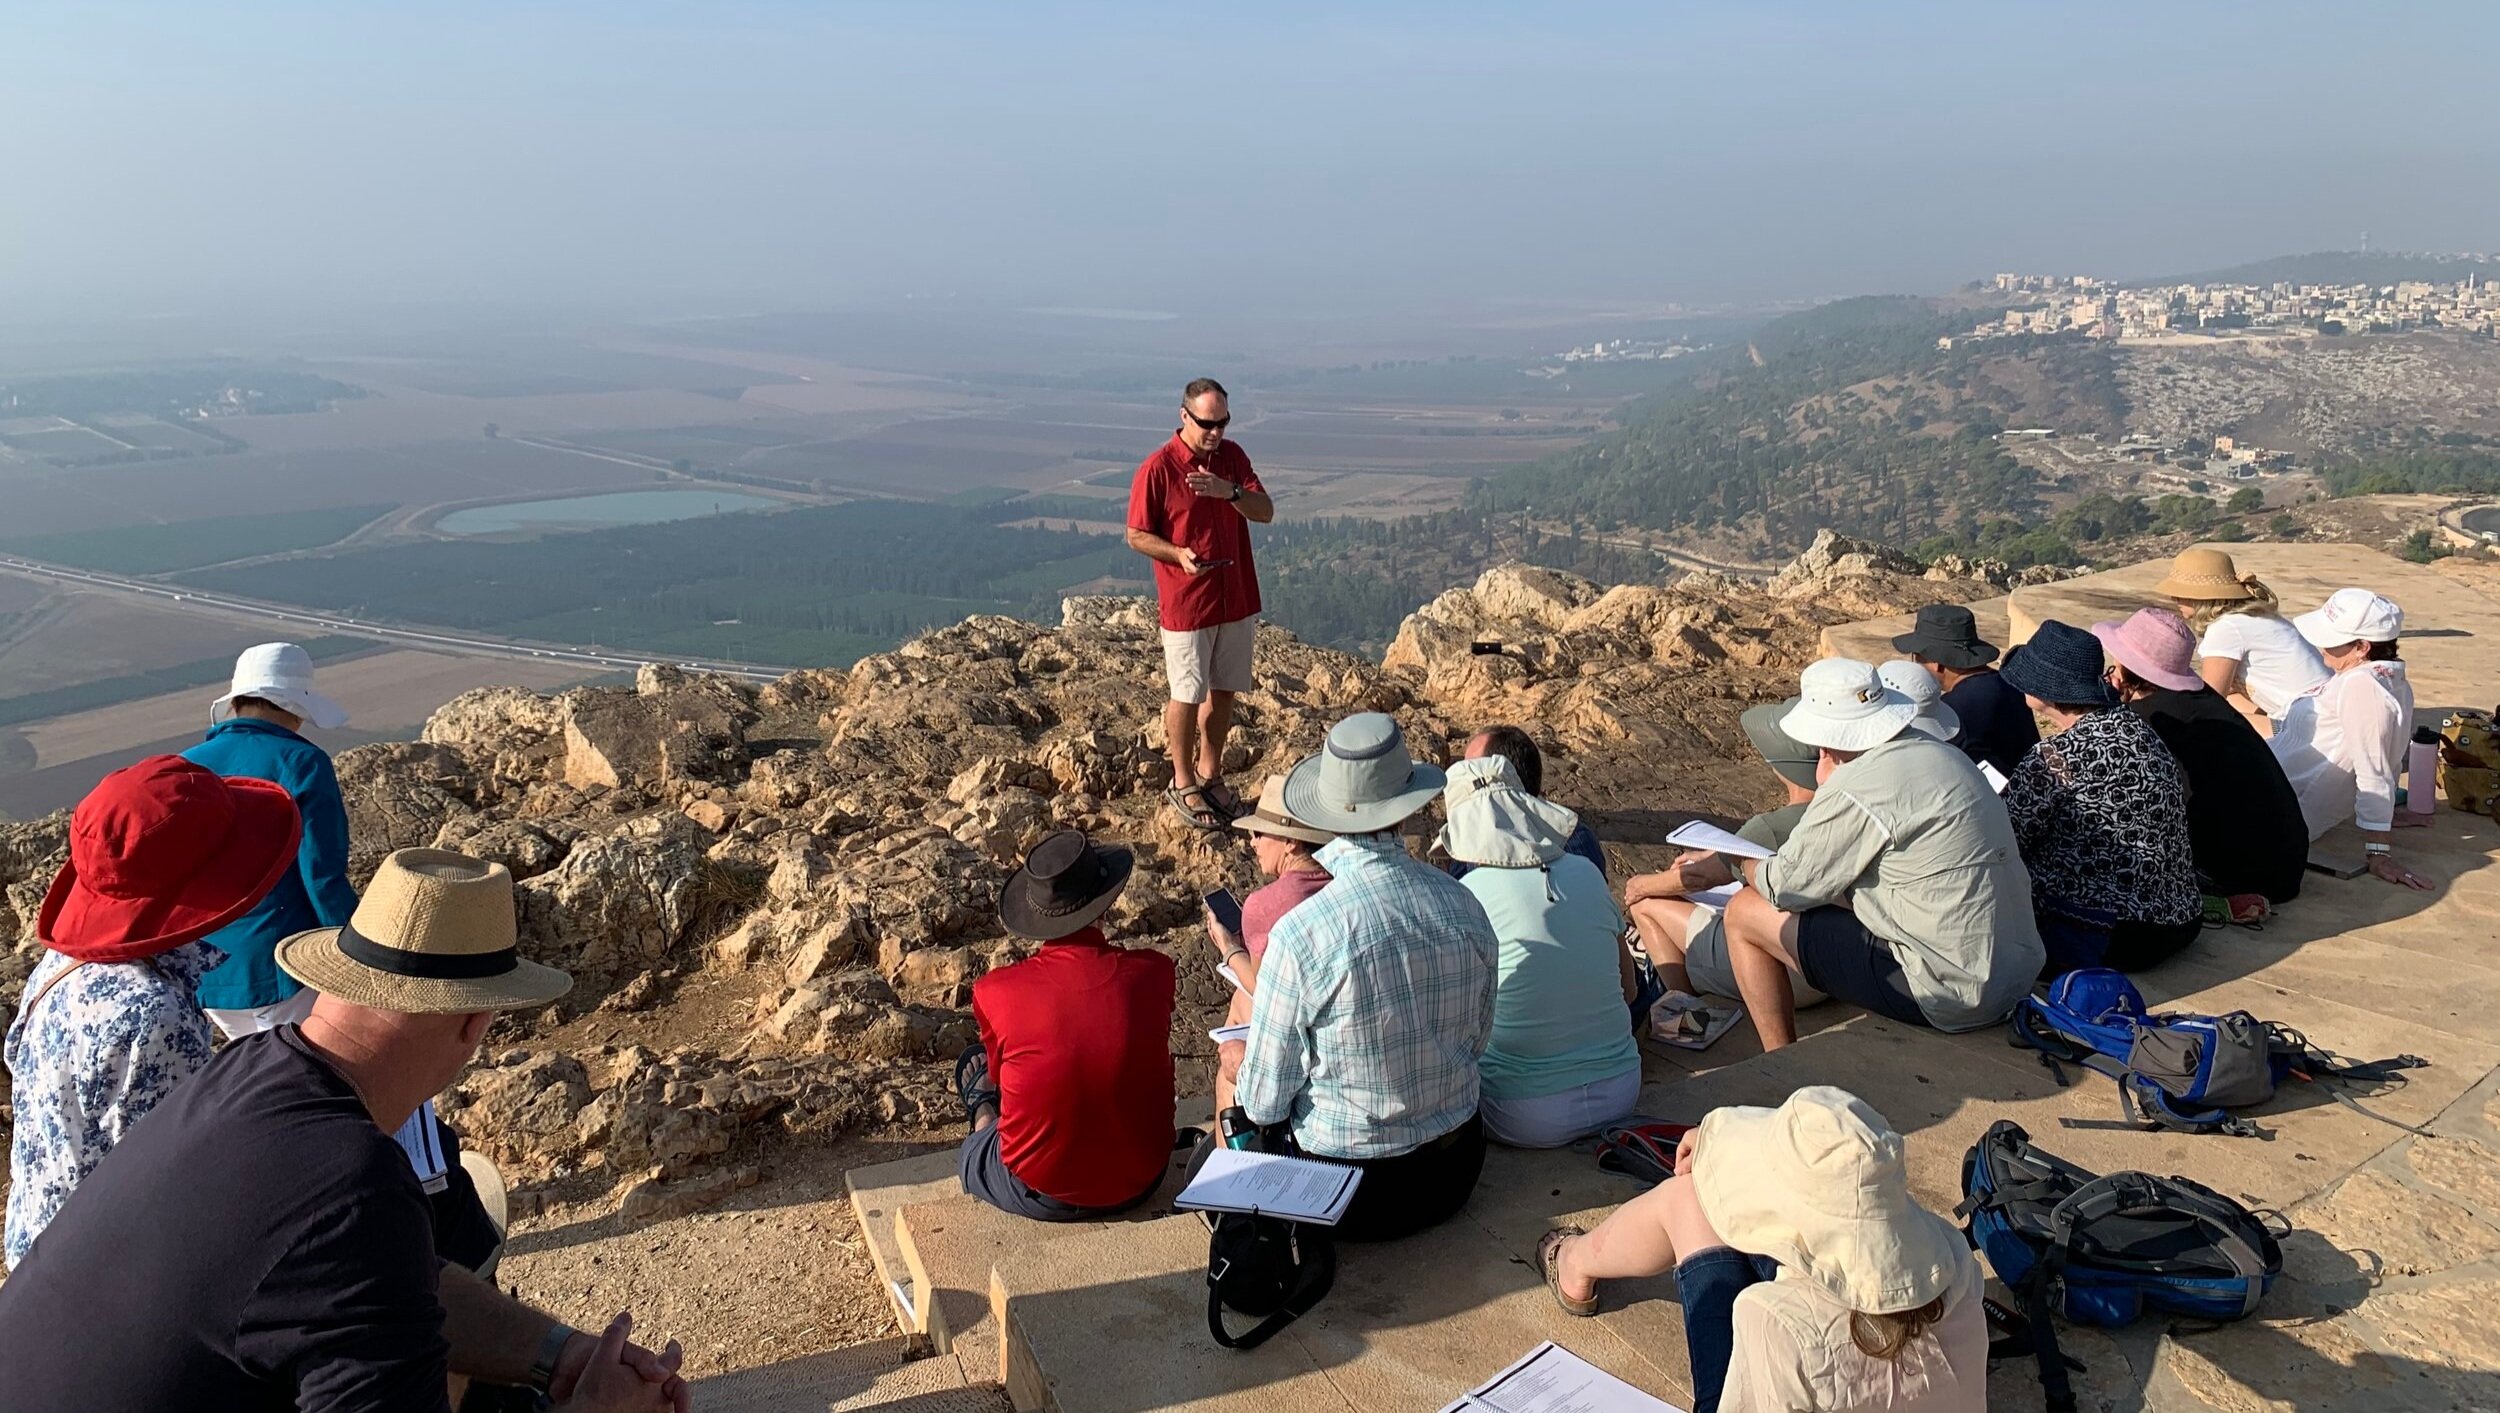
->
<box><xmin>7</xmin><ymin>2</ymin><xmax>2499</xmax><ymax>336</ymax></box>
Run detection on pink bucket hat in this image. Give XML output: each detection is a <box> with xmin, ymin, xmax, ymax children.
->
<box><xmin>2091</xmin><ymin>610</ymin><xmax>2202</xmax><ymax>692</ymax></box>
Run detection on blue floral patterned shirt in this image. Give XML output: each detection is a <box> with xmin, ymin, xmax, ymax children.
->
<box><xmin>4</xmin><ymin>942</ymin><xmax>223</xmax><ymax>1269</ymax></box>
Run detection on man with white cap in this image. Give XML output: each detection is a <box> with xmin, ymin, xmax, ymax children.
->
<box><xmin>2268</xmin><ymin>588</ymin><xmax>2430</xmax><ymax>889</ymax></box>
<box><xmin>0</xmin><ymin>849</ymin><xmax>689</xmax><ymax>1411</ymax></box>
<box><xmin>1234</xmin><ymin>712</ymin><xmax>1498</xmax><ymax>1241</ymax></box>
<box><xmin>1710</xmin><ymin>659</ymin><xmax>2040</xmax><ymax>1051</ymax></box>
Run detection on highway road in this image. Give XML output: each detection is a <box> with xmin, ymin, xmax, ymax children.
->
<box><xmin>0</xmin><ymin>556</ymin><xmax>797</xmax><ymax>685</ymax></box>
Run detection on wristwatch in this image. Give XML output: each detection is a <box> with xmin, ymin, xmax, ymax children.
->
<box><xmin>2365</xmin><ymin>842</ymin><xmax>2392</xmax><ymax>857</ymax></box>
<box><xmin>529</xmin><ymin>1323</ymin><xmax>579</xmax><ymax>1394</ymax></box>
<box><xmin>1227</xmin><ymin>482</ymin><xmax>1242</xmax><ymax>503</ymax></box>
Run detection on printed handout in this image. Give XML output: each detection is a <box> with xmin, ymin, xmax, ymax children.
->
<box><xmin>1663</xmin><ymin>820</ymin><xmax>1773</xmax><ymax>860</ymax></box>
<box><xmin>1173</xmin><ymin>1148</ymin><xmax>1363</xmax><ymax>1225</ymax></box>
<box><xmin>1441</xmin><ymin>1341</ymin><xmax>1686</xmax><ymax>1413</ymax></box>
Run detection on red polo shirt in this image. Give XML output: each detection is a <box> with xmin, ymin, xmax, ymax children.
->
<box><xmin>971</xmin><ymin>927</ymin><xmax>1177</xmax><ymax>1208</ymax></box>
<box><xmin>1126</xmin><ymin>434</ymin><xmax>1265</xmax><ymax>632</ymax></box>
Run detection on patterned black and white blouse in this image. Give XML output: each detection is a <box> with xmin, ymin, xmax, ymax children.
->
<box><xmin>2003</xmin><ymin>707</ymin><xmax>2201</xmax><ymax>926</ymax></box>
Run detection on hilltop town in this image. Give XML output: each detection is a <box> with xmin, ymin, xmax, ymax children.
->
<box><xmin>1953</xmin><ymin>266</ymin><xmax>2500</xmax><ymax>344</ymax></box>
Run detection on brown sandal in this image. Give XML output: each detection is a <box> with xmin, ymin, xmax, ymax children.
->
<box><xmin>1536</xmin><ymin>1226</ymin><xmax>1599</xmax><ymax>1317</ymax></box>
<box><xmin>1165</xmin><ymin>785</ymin><xmax>1228</xmax><ymax>831</ymax></box>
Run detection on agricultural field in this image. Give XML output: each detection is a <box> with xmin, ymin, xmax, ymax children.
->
<box><xmin>0</xmin><ymin>589</ymin><xmax>285</xmax><ymax>697</ymax></box>
<box><xmin>0</xmin><ymin>504</ymin><xmax>397</xmax><ymax>572</ymax></box>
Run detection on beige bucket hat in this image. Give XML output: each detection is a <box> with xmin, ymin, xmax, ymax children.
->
<box><xmin>1692</xmin><ymin>1086</ymin><xmax>1965</xmax><ymax>1314</ymax></box>
<box><xmin>2154</xmin><ymin>547</ymin><xmax>2258</xmax><ymax>602</ymax></box>
<box><xmin>1779</xmin><ymin>658</ymin><xmax>1918</xmax><ymax>754</ymax></box>
<box><xmin>1232</xmin><ymin>773</ymin><xmax>1335</xmax><ymax>847</ymax></box>
<box><xmin>277</xmin><ymin>849</ymin><xmax>572</xmax><ymax>1013</ymax></box>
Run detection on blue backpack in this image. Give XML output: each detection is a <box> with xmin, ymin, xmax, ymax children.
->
<box><xmin>2007</xmin><ymin>969</ymin><xmax>2422</xmax><ymax>1137</ymax></box>
<box><xmin>1960</xmin><ymin>1120</ymin><xmax>2287</xmax><ymax>1413</ymax></box>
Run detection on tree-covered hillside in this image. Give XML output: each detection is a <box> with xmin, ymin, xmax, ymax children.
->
<box><xmin>1465</xmin><ymin>296</ymin><xmax>2127</xmax><ymax>550</ymax></box>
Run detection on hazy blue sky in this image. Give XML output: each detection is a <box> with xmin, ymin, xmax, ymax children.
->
<box><xmin>7</xmin><ymin>2</ymin><xmax>2496</xmax><ymax>324</ymax></box>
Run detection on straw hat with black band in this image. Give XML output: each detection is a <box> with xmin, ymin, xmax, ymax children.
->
<box><xmin>277</xmin><ymin>849</ymin><xmax>572</xmax><ymax>1013</ymax></box>
<box><xmin>997</xmin><ymin>830</ymin><xmax>1135</xmax><ymax>941</ymax></box>
<box><xmin>1231</xmin><ymin>774</ymin><xmax>1334</xmax><ymax>847</ymax></box>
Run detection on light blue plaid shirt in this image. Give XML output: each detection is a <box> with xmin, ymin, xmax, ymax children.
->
<box><xmin>1237</xmin><ymin>833</ymin><xmax>1498</xmax><ymax>1159</ymax></box>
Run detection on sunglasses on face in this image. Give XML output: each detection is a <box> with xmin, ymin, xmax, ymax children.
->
<box><xmin>1184</xmin><ymin>411</ymin><xmax>1231</xmax><ymax>432</ymax></box>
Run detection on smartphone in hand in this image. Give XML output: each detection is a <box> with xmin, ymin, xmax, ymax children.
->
<box><xmin>1203</xmin><ymin>888</ymin><xmax>1244</xmax><ymax>935</ymax></box>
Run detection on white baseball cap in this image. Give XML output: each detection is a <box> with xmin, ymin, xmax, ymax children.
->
<box><xmin>1780</xmin><ymin>658</ymin><xmax>1918</xmax><ymax>753</ymax></box>
<box><xmin>211</xmin><ymin>643</ymin><xmax>350</xmax><ymax>730</ymax></box>
<box><xmin>2292</xmin><ymin>588</ymin><xmax>2403</xmax><ymax>648</ymax></box>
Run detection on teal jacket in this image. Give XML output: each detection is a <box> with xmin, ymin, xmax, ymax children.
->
<box><xmin>180</xmin><ymin>719</ymin><xmax>358</xmax><ymax>1011</ymax></box>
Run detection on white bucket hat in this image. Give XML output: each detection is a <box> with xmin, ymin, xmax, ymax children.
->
<box><xmin>1779</xmin><ymin>658</ymin><xmax>1917</xmax><ymax>754</ymax></box>
<box><xmin>1282</xmin><ymin>712</ymin><xmax>1448</xmax><ymax>834</ymax></box>
<box><xmin>1877</xmin><ymin>660</ymin><xmax>1961</xmax><ymax>742</ymax></box>
<box><xmin>1692</xmin><ymin>1087</ymin><xmax>1966</xmax><ymax>1314</ymax></box>
<box><xmin>1435</xmin><ymin>755</ymin><xmax>1581</xmax><ymax>868</ymax></box>
<box><xmin>2292</xmin><ymin>588</ymin><xmax>2403</xmax><ymax>648</ymax></box>
<box><xmin>212</xmin><ymin>642</ymin><xmax>349</xmax><ymax>730</ymax></box>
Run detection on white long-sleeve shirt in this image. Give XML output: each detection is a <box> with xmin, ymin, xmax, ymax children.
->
<box><xmin>2269</xmin><ymin>661</ymin><xmax>2413</xmax><ymax>837</ymax></box>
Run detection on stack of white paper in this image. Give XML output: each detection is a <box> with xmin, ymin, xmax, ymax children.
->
<box><xmin>1173</xmin><ymin>1148</ymin><xmax>1362</xmax><ymax>1226</ymax></box>
<box><xmin>1687</xmin><ymin>882</ymin><xmax>1742</xmax><ymax>910</ymax></box>
<box><xmin>1664</xmin><ymin>820</ymin><xmax>1773</xmax><ymax>860</ymax></box>
<box><xmin>1208</xmin><ymin>1023</ymin><xmax>1251</xmax><ymax>1045</ymax></box>
<box><xmin>1442</xmin><ymin>1342</ymin><xmax>1686</xmax><ymax>1413</ymax></box>
<box><xmin>1979</xmin><ymin>761</ymin><xmax>2010</xmax><ymax>793</ymax></box>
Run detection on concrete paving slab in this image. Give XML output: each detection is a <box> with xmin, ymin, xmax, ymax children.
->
<box><xmin>849</xmin><ymin>1152</ymin><xmax>966</xmax><ymax>1338</ymax></box>
<box><xmin>997</xmin><ymin>1216</ymin><xmax>1358</xmax><ymax>1413</ymax></box>
<box><xmin>1285</xmin><ymin>1214</ymin><xmax>1686</xmax><ymax>1410</ymax></box>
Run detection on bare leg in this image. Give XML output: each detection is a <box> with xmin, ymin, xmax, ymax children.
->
<box><xmin>1724</xmin><ymin>891</ymin><xmax>1803</xmax><ymax>1051</ymax></box>
<box><xmin>1555</xmin><ymin>1172</ymin><xmax>1724</xmax><ymax>1302</ymax></box>
<box><xmin>1627</xmin><ymin>897</ymin><xmax>1700</xmax><ymax>994</ymax></box>
<box><xmin>1196</xmin><ymin>690</ymin><xmax>1237</xmax><ymax>794</ymax></box>
<box><xmin>1164</xmin><ymin>698</ymin><xmax>1201</xmax><ymax>789</ymax></box>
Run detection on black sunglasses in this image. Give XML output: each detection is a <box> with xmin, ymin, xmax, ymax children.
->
<box><xmin>1184</xmin><ymin>411</ymin><xmax>1231</xmax><ymax>431</ymax></box>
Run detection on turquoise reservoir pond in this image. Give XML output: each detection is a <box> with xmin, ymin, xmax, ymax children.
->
<box><xmin>438</xmin><ymin>489</ymin><xmax>784</xmax><ymax>535</ymax></box>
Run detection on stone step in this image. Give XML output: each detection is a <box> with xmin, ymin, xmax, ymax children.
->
<box><xmin>689</xmin><ymin>1334</ymin><xmax>1007</xmax><ymax>1413</ymax></box>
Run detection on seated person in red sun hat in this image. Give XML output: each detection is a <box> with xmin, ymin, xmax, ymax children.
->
<box><xmin>4</xmin><ymin>755</ymin><xmax>301</xmax><ymax>1269</ymax></box>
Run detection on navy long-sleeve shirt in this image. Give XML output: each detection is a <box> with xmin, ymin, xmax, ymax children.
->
<box><xmin>182</xmin><ymin>718</ymin><xmax>359</xmax><ymax>1010</ymax></box>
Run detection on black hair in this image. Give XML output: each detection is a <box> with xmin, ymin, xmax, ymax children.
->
<box><xmin>1469</xmin><ymin>724</ymin><xmax>1544</xmax><ymax>796</ymax></box>
<box><xmin>1182</xmin><ymin>377</ymin><xmax>1228</xmax><ymax>404</ymax></box>
<box><xmin>2365</xmin><ymin>638</ymin><xmax>2400</xmax><ymax>662</ymax></box>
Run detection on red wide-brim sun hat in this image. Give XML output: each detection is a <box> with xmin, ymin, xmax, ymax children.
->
<box><xmin>38</xmin><ymin>766</ymin><xmax>304</xmax><ymax>964</ymax></box>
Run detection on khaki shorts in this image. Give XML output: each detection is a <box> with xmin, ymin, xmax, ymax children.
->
<box><xmin>1682</xmin><ymin>902</ymin><xmax>1825</xmax><ymax>1005</ymax></box>
<box><xmin>1160</xmin><ymin>616</ymin><xmax>1257</xmax><ymax>704</ymax></box>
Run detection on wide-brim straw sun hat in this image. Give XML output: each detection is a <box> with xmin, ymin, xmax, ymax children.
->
<box><xmin>1779</xmin><ymin>659</ymin><xmax>1919</xmax><ymax>753</ymax></box>
<box><xmin>2154</xmin><ymin>547</ymin><xmax>2258</xmax><ymax>603</ymax></box>
<box><xmin>2092</xmin><ymin>610</ymin><xmax>2204</xmax><ymax>692</ymax></box>
<box><xmin>1741</xmin><ymin>699</ymin><xmax>1819</xmax><ymax>789</ymax></box>
<box><xmin>2292</xmin><ymin>587</ymin><xmax>2404</xmax><ymax>648</ymax></box>
<box><xmin>1232</xmin><ymin>773</ymin><xmax>1334</xmax><ymax>847</ymax></box>
<box><xmin>1692</xmin><ymin>1086</ymin><xmax>1965</xmax><ymax>1314</ymax></box>
<box><xmin>1436</xmin><ymin>754</ymin><xmax>1581</xmax><ymax>868</ymax></box>
<box><xmin>1282</xmin><ymin>712</ymin><xmax>1448</xmax><ymax>834</ymax></box>
<box><xmin>39</xmin><ymin>755</ymin><xmax>304</xmax><ymax>965</ymax></box>
<box><xmin>277</xmin><ymin>849</ymin><xmax>572</xmax><ymax>1012</ymax></box>
<box><xmin>996</xmin><ymin>829</ymin><xmax>1135</xmax><ymax>941</ymax></box>
<box><xmin>1877</xmin><ymin>660</ymin><xmax>1962</xmax><ymax>742</ymax></box>
<box><xmin>212</xmin><ymin>642</ymin><xmax>350</xmax><ymax>730</ymax></box>
<box><xmin>1999</xmin><ymin>619</ymin><xmax>2119</xmax><ymax>709</ymax></box>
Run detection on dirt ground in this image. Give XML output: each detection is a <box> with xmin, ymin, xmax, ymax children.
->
<box><xmin>498</xmin><ymin>1126</ymin><xmax>957</xmax><ymax>1379</ymax></box>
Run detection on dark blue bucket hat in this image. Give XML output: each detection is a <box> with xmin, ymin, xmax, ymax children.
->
<box><xmin>1997</xmin><ymin>620</ymin><xmax>2117</xmax><ymax>709</ymax></box>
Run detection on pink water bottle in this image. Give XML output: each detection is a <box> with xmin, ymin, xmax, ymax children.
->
<box><xmin>2407</xmin><ymin>728</ymin><xmax>2440</xmax><ymax>821</ymax></box>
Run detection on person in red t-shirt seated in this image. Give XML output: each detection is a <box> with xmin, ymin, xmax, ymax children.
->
<box><xmin>1126</xmin><ymin>377</ymin><xmax>1275</xmax><ymax>832</ymax></box>
<box><xmin>955</xmin><ymin>830</ymin><xmax>1178</xmax><ymax>1221</ymax></box>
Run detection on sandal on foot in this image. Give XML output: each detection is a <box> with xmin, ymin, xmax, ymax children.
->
<box><xmin>1165</xmin><ymin>785</ymin><xmax>1228</xmax><ymax>831</ymax></box>
<box><xmin>1200</xmin><ymin>778</ymin><xmax>1250</xmax><ymax>820</ymax></box>
<box><xmin>1536</xmin><ymin>1226</ymin><xmax>1599</xmax><ymax>1317</ymax></box>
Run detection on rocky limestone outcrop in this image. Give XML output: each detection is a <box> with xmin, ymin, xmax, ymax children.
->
<box><xmin>277</xmin><ymin>536</ymin><xmax>1968</xmax><ymax>1211</ymax></box>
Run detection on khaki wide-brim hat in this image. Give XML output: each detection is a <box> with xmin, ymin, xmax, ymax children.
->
<box><xmin>278</xmin><ymin>848</ymin><xmax>572</xmax><ymax>1013</ymax></box>
<box><xmin>2155</xmin><ymin>547</ymin><xmax>2256</xmax><ymax>602</ymax></box>
<box><xmin>1435</xmin><ymin>754</ymin><xmax>1581</xmax><ymax>867</ymax></box>
<box><xmin>1693</xmin><ymin>1086</ymin><xmax>1965</xmax><ymax>1314</ymax></box>
<box><xmin>1232</xmin><ymin>773</ymin><xmax>1334</xmax><ymax>847</ymax></box>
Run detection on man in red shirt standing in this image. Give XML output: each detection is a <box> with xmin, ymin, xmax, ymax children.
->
<box><xmin>955</xmin><ymin>830</ymin><xmax>1177</xmax><ymax>1221</ymax></box>
<box><xmin>1126</xmin><ymin>377</ymin><xmax>1275</xmax><ymax>829</ymax></box>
